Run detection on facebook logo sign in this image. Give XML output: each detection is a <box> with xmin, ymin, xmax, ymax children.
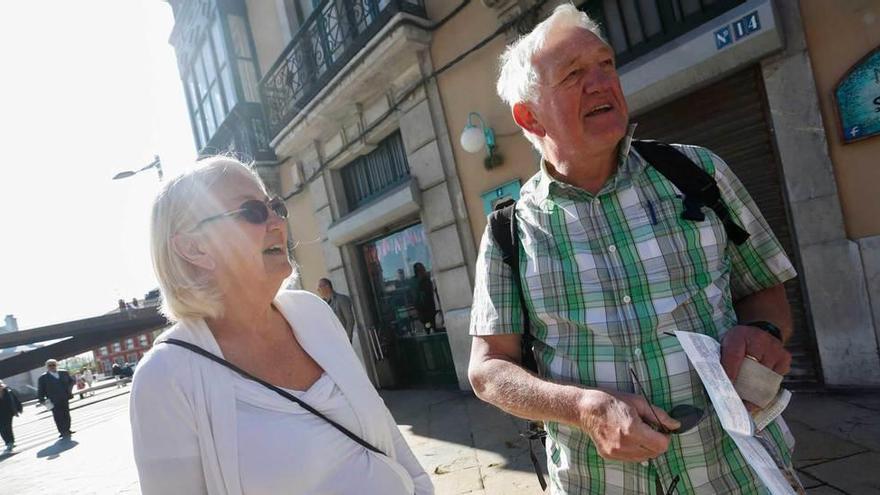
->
<box><xmin>714</xmin><ymin>26</ymin><xmax>733</xmax><ymax>50</ymax></box>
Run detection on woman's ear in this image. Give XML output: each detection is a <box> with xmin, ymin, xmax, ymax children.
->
<box><xmin>171</xmin><ymin>232</ymin><xmax>216</xmax><ymax>271</ymax></box>
<box><xmin>513</xmin><ymin>102</ymin><xmax>546</xmax><ymax>138</ymax></box>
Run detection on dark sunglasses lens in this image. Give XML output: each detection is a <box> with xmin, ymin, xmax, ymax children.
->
<box><xmin>669</xmin><ymin>404</ymin><xmax>705</xmax><ymax>434</ymax></box>
<box><xmin>239</xmin><ymin>200</ymin><xmax>269</xmax><ymax>224</ymax></box>
<box><xmin>268</xmin><ymin>198</ymin><xmax>288</xmax><ymax>219</ymax></box>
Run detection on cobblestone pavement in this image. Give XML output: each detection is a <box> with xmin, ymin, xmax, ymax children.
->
<box><xmin>0</xmin><ymin>386</ymin><xmax>877</xmax><ymax>494</ymax></box>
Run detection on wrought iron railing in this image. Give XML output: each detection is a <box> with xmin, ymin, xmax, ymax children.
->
<box><xmin>341</xmin><ymin>132</ymin><xmax>409</xmax><ymax>210</ymax></box>
<box><xmin>260</xmin><ymin>0</ymin><xmax>427</xmax><ymax>138</ymax></box>
<box><xmin>200</xmin><ymin>102</ymin><xmax>275</xmax><ymax>163</ymax></box>
<box><xmin>580</xmin><ymin>0</ymin><xmax>745</xmax><ymax>65</ymax></box>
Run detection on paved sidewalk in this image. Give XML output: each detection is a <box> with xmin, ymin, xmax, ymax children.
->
<box><xmin>0</xmin><ymin>385</ymin><xmax>877</xmax><ymax>494</ymax></box>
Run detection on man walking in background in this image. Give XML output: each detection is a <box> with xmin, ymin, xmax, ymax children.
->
<box><xmin>317</xmin><ymin>278</ymin><xmax>356</xmax><ymax>341</ymax></box>
<box><xmin>37</xmin><ymin>359</ymin><xmax>75</xmax><ymax>438</ymax></box>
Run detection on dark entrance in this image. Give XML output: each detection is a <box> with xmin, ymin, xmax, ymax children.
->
<box><xmin>633</xmin><ymin>66</ymin><xmax>821</xmax><ymax>385</ymax></box>
<box><xmin>361</xmin><ymin>223</ymin><xmax>457</xmax><ymax>388</ymax></box>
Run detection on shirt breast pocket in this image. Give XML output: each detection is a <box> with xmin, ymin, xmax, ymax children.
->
<box><xmin>650</xmin><ymin>197</ymin><xmax>729</xmax><ymax>276</ymax></box>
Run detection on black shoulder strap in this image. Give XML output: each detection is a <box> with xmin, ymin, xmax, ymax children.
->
<box><xmin>488</xmin><ymin>200</ymin><xmax>547</xmax><ymax>491</ymax></box>
<box><xmin>161</xmin><ymin>338</ymin><xmax>386</xmax><ymax>457</ymax></box>
<box><xmin>631</xmin><ymin>140</ymin><xmax>750</xmax><ymax>246</ymax></box>
<box><xmin>488</xmin><ymin>200</ymin><xmax>537</xmax><ymax>373</ymax></box>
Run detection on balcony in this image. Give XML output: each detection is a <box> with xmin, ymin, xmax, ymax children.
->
<box><xmin>581</xmin><ymin>0</ymin><xmax>746</xmax><ymax>65</ymax></box>
<box><xmin>260</xmin><ymin>0</ymin><xmax>427</xmax><ymax>140</ymax></box>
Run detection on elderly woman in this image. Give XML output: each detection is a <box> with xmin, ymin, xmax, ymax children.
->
<box><xmin>130</xmin><ymin>157</ymin><xmax>433</xmax><ymax>495</ymax></box>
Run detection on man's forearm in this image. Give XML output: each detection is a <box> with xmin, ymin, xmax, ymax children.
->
<box><xmin>733</xmin><ymin>284</ymin><xmax>793</xmax><ymax>342</ymax></box>
<box><xmin>470</xmin><ymin>357</ymin><xmax>598</xmax><ymax>428</ymax></box>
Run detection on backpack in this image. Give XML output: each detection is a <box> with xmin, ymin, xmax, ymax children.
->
<box><xmin>486</xmin><ymin>140</ymin><xmax>750</xmax><ymax>490</ymax></box>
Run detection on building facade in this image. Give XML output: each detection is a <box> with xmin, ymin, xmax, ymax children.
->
<box><xmin>165</xmin><ymin>0</ymin><xmax>880</xmax><ymax>389</ymax></box>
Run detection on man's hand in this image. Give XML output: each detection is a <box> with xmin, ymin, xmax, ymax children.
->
<box><xmin>577</xmin><ymin>390</ymin><xmax>680</xmax><ymax>462</ymax></box>
<box><xmin>720</xmin><ymin>325</ymin><xmax>791</xmax><ymax>383</ymax></box>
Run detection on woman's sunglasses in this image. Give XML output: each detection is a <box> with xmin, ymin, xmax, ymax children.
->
<box><xmin>191</xmin><ymin>196</ymin><xmax>288</xmax><ymax>231</ymax></box>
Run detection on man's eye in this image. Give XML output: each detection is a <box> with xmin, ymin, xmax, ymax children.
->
<box><xmin>600</xmin><ymin>59</ymin><xmax>615</xmax><ymax>68</ymax></box>
<box><xmin>565</xmin><ymin>69</ymin><xmax>583</xmax><ymax>82</ymax></box>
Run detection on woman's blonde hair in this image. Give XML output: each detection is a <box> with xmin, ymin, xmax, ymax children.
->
<box><xmin>150</xmin><ymin>156</ymin><xmax>268</xmax><ymax>322</ymax></box>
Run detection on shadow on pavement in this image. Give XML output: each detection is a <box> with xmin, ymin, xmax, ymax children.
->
<box><xmin>381</xmin><ymin>388</ymin><xmax>545</xmax><ymax>478</ymax></box>
<box><xmin>36</xmin><ymin>439</ymin><xmax>79</xmax><ymax>459</ymax></box>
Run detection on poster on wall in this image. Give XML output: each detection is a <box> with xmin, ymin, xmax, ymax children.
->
<box><xmin>835</xmin><ymin>45</ymin><xmax>880</xmax><ymax>144</ymax></box>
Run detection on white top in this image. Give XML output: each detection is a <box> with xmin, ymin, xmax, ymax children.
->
<box><xmin>236</xmin><ymin>372</ymin><xmax>415</xmax><ymax>494</ymax></box>
<box><xmin>130</xmin><ymin>290</ymin><xmax>433</xmax><ymax>495</ymax></box>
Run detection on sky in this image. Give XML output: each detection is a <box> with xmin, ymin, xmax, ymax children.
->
<box><xmin>0</xmin><ymin>1</ymin><xmax>196</xmax><ymax>330</ymax></box>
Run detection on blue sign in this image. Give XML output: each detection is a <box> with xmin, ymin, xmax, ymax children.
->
<box><xmin>715</xmin><ymin>10</ymin><xmax>761</xmax><ymax>51</ymax></box>
<box><xmin>836</xmin><ymin>47</ymin><xmax>880</xmax><ymax>144</ymax></box>
<box><xmin>733</xmin><ymin>11</ymin><xmax>760</xmax><ymax>40</ymax></box>
<box><xmin>714</xmin><ymin>26</ymin><xmax>732</xmax><ymax>50</ymax></box>
<box><xmin>481</xmin><ymin>180</ymin><xmax>521</xmax><ymax>216</ymax></box>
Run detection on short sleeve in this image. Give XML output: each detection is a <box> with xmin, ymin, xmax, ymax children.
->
<box><xmin>687</xmin><ymin>146</ymin><xmax>797</xmax><ymax>300</ymax></box>
<box><xmin>469</xmin><ymin>219</ymin><xmax>524</xmax><ymax>336</ymax></box>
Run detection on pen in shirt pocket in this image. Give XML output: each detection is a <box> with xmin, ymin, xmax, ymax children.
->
<box><xmin>646</xmin><ymin>200</ymin><xmax>658</xmax><ymax>225</ymax></box>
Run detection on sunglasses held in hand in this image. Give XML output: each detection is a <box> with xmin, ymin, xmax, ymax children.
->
<box><xmin>191</xmin><ymin>196</ymin><xmax>288</xmax><ymax>231</ymax></box>
<box><xmin>628</xmin><ymin>368</ymin><xmax>706</xmax><ymax>435</ymax></box>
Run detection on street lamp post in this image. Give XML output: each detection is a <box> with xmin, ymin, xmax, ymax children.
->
<box><xmin>113</xmin><ymin>155</ymin><xmax>163</xmax><ymax>181</ymax></box>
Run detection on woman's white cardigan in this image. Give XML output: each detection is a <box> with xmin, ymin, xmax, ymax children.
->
<box><xmin>130</xmin><ymin>290</ymin><xmax>433</xmax><ymax>494</ymax></box>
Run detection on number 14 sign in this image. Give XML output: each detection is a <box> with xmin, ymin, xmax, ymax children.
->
<box><xmin>714</xmin><ymin>11</ymin><xmax>761</xmax><ymax>51</ymax></box>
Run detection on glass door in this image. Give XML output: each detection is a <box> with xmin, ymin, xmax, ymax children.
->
<box><xmin>361</xmin><ymin>223</ymin><xmax>456</xmax><ymax>387</ymax></box>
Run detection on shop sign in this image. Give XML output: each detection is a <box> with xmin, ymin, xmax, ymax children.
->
<box><xmin>835</xmin><ymin>46</ymin><xmax>880</xmax><ymax>143</ymax></box>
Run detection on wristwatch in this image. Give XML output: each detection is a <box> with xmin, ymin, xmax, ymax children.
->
<box><xmin>741</xmin><ymin>320</ymin><xmax>783</xmax><ymax>342</ymax></box>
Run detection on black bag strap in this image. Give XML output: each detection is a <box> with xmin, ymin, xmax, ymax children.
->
<box><xmin>488</xmin><ymin>200</ymin><xmax>537</xmax><ymax>373</ymax></box>
<box><xmin>161</xmin><ymin>338</ymin><xmax>386</xmax><ymax>457</ymax></box>
<box><xmin>631</xmin><ymin>140</ymin><xmax>750</xmax><ymax>246</ymax></box>
<box><xmin>487</xmin><ymin>200</ymin><xmax>547</xmax><ymax>492</ymax></box>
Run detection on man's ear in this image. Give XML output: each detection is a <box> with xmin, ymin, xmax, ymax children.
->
<box><xmin>513</xmin><ymin>102</ymin><xmax>546</xmax><ymax>139</ymax></box>
<box><xmin>171</xmin><ymin>232</ymin><xmax>216</xmax><ymax>271</ymax></box>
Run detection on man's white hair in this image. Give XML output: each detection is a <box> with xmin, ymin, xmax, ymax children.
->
<box><xmin>496</xmin><ymin>3</ymin><xmax>607</xmax><ymax>149</ymax></box>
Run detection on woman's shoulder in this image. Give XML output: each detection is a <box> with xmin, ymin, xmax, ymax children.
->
<box><xmin>132</xmin><ymin>324</ymin><xmax>193</xmax><ymax>388</ymax></box>
<box><xmin>275</xmin><ymin>289</ymin><xmax>332</xmax><ymax>312</ymax></box>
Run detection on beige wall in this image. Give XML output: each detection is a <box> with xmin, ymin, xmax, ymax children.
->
<box><xmin>429</xmin><ymin>2</ymin><xmax>540</xmax><ymax>247</ymax></box>
<box><xmin>244</xmin><ymin>0</ymin><xmax>286</xmax><ymax>77</ymax></box>
<box><xmin>801</xmin><ymin>0</ymin><xmax>880</xmax><ymax>239</ymax></box>
<box><xmin>285</xmin><ymin>186</ymin><xmax>329</xmax><ymax>294</ymax></box>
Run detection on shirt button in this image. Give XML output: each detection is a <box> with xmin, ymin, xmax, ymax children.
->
<box><xmin>622</xmin><ymin>295</ymin><xmax>631</xmax><ymax>303</ymax></box>
<box><xmin>608</xmin><ymin>245</ymin><xmax>617</xmax><ymax>253</ymax></box>
<box><xmin>641</xmin><ymin>460</ymin><xmax>649</xmax><ymax>467</ymax></box>
<box><xmin>634</xmin><ymin>348</ymin><xmax>642</xmax><ymax>357</ymax></box>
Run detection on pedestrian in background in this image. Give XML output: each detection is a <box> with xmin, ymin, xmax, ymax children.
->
<box><xmin>130</xmin><ymin>156</ymin><xmax>432</xmax><ymax>495</ymax></box>
<box><xmin>316</xmin><ymin>278</ymin><xmax>356</xmax><ymax>342</ymax></box>
<box><xmin>0</xmin><ymin>379</ymin><xmax>23</xmax><ymax>450</ymax></box>
<box><xmin>37</xmin><ymin>359</ymin><xmax>75</xmax><ymax>438</ymax></box>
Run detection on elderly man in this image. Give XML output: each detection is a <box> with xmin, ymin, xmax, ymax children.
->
<box><xmin>317</xmin><ymin>278</ymin><xmax>356</xmax><ymax>342</ymax></box>
<box><xmin>468</xmin><ymin>5</ymin><xmax>799</xmax><ymax>494</ymax></box>
<box><xmin>37</xmin><ymin>359</ymin><xmax>76</xmax><ymax>438</ymax></box>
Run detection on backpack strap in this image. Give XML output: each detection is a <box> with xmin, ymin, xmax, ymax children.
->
<box><xmin>487</xmin><ymin>199</ymin><xmax>547</xmax><ymax>492</ymax></box>
<box><xmin>631</xmin><ymin>140</ymin><xmax>750</xmax><ymax>246</ymax></box>
<box><xmin>488</xmin><ymin>199</ymin><xmax>537</xmax><ymax>372</ymax></box>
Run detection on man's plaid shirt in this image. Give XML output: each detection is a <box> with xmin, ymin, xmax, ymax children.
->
<box><xmin>470</xmin><ymin>131</ymin><xmax>798</xmax><ymax>494</ymax></box>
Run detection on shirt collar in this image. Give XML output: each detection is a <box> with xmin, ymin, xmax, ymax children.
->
<box><xmin>533</xmin><ymin>123</ymin><xmax>641</xmax><ymax>202</ymax></box>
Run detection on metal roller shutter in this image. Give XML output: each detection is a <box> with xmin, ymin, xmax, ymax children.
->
<box><xmin>633</xmin><ymin>66</ymin><xmax>821</xmax><ymax>385</ymax></box>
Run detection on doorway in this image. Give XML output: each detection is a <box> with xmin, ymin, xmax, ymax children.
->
<box><xmin>360</xmin><ymin>223</ymin><xmax>457</xmax><ymax>388</ymax></box>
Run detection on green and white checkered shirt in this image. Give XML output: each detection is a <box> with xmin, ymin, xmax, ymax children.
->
<box><xmin>470</xmin><ymin>131</ymin><xmax>798</xmax><ymax>494</ymax></box>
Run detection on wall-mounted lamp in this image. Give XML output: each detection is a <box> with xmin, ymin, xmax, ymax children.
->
<box><xmin>460</xmin><ymin>112</ymin><xmax>503</xmax><ymax>169</ymax></box>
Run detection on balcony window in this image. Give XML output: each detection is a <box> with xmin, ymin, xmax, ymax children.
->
<box><xmin>580</xmin><ymin>0</ymin><xmax>744</xmax><ymax>65</ymax></box>
<box><xmin>99</xmin><ymin>346</ymin><xmax>108</xmax><ymax>356</ymax></box>
<box><xmin>261</xmin><ymin>0</ymin><xmax>428</xmax><ymax>137</ymax></box>
<box><xmin>341</xmin><ymin>132</ymin><xmax>410</xmax><ymax>210</ymax></box>
<box><xmin>112</xmin><ymin>342</ymin><xmax>122</xmax><ymax>353</ymax></box>
<box><xmin>126</xmin><ymin>338</ymin><xmax>135</xmax><ymax>350</ymax></box>
<box><xmin>138</xmin><ymin>334</ymin><xmax>149</xmax><ymax>348</ymax></box>
<box><xmin>185</xmin><ymin>19</ymin><xmax>236</xmax><ymax>150</ymax></box>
